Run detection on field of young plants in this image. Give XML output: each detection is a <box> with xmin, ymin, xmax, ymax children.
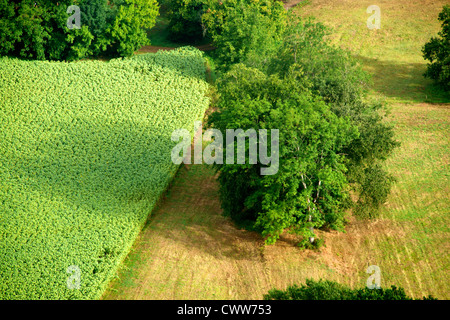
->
<box><xmin>0</xmin><ymin>47</ymin><xmax>210</xmax><ymax>299</ymax></box>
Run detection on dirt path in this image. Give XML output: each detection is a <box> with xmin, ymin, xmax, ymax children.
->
<box><xmin>283</xmin><ymin>0</ymin><xmax>304</xmax><ymax>10</ymax></box>
<box><xmin>102</xmin><ymin>165</ymin><xmax>271</xmax><ymax>299</ymax></box>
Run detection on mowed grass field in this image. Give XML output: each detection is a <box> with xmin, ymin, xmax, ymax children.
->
<box><xmin>103</xmin><ymin>0</ymin><xmax>449</xmax><ymax>300</ymax></box>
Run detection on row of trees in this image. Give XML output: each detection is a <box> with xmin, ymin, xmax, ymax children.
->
<box><xmin>165</xmin><ymin>0</ymin><xmax>400</xmax><ymax>246</ymax></box>
<box><xmin>0</xmin><ymin>0</ymin><xmax>159</xmax><ymax>60</ymax></box>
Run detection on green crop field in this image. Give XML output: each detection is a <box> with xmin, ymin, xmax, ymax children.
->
<box><xmin>0</xmin><ymin>47</ymin><xmax>210</xmax><ymax>299</ymax></box>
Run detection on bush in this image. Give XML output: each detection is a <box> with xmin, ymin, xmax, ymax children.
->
<box><xmin>422</xmin><ymin>5</ymin><xmax>450</xmax><ymax>90</ymax></box>
<box><xmin>264</xmin><ymin>279</ymin><xmax>437</xmax><ymax>300</ymax></box>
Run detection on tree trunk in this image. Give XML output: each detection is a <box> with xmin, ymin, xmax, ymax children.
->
<box><xmin>309</xmin><ymin>214</ymin><xmax>314</xmax><ymax>244</ymax></box>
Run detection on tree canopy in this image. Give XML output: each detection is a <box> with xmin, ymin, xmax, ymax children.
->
<box><xmin>0</xmin><ymin>0</ymin><xmax>159</xmax><ymax>60</ymax></box>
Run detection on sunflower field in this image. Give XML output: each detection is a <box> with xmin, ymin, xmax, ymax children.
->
<box><xmin>0</xmin><ymin>46</ymin><xmax>210</xmax><ymax>299</ymax></box>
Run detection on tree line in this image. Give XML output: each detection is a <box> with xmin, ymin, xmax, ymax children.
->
<box><xmin>0</xmin><ymin>0</ymin><xmax>159</xmax><ymax>60</ymax></box>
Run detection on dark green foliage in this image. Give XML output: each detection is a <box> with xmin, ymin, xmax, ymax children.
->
<box><xmin>81</xmin><ymin>0</ymin><xmax>111</xmax><ymax>38</ymax></box>
<box><xmin>0</xmin><ymin>0</ymin><xmax>159</xmax><ymax>61</ymax></box>
<box><xmin>0</xmin><ymin>0</ymin><xmax>19</xmax><ymax>56</ymax></box>
<box><xmin>270</xmin><ymin>15</ymin><xmax>371</xmax><ymax>105</ymax></box>
<box><xmin>265</xmin><ymin>279</ymin><xmax>353</xmax><ymax>300</ymax></box>
<box><xmin>208</xmin><ymin>64</ymin><xmax>358</xmax><ymax>244</ymax></box>
<box><xmin>106</xmin><ymin>0</ymin><xmax>159</xmax><ymax>57</ymax></box>
<box><xmin>165</xmin><ymin>0</ymin><xmax>206</xmax><ymax>42</ymax></box>
<box><xmin>206</xmin><ymin>6</ymin><xmax>399</xmax><ymax>244</ymax></box>
<box><xmin>165</xmin><ymin>0</ymin><xmax>286</xmax><ymax>54</ymax></box>
<box><xmin>0</xmin><ymin>0</ymin><xmax>73</xmax><ymax>60</ymax></box>
<box><xmin>202</xmin><ymin>0</ymin><xmax>286</xmax><ymax>71</ymax></box>
<box><xmin>264</xmin><ymin>279</ymin><xmax>437</xmax><ymax>300</ymax></box>
<box><xmin>270</xmin><ymin>14</ymin><xmax>399</xmax><ymax>220</ymax></box>
<box><xmin>79</xmin><ymin>0</ymin><xmax>114</xmax><ymax>56</ymax></box>
<box><xmin>423</xmin><ymin>5</ymin><xmax>450</xmax><ymax>89</ymax></box>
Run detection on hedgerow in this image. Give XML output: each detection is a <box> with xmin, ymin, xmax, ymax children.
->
<box><xmin>0</xmin><ymin>46</ymin><xmax>209</xmax><ymax>299</ymax></box>
<box><xmin>264</xmin><ymin>279</ymin><xmax>437</xmax><ymax>300</ymax></box>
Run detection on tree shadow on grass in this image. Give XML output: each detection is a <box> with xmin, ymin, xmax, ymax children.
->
<box><xmin>354</xmin><ymin>55</ymin><xmax>450</xmax><ymax>104</ymax></box>
<box><xmin>140</xmin><ymin>163</ymin><xmax>267</xmax><ymax>262</ymax></box>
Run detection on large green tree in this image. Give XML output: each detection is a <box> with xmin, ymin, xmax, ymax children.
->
<box><xmin>208</xmin><ymin>64</ymin><xmax>358</xmax><ymax>244</ymax></box>
<box><xmin>270</xmin><ymin>15</ymin><xmax>399</xmax><ymax>219</ymax></box>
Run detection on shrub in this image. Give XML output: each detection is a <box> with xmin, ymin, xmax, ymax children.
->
<box><xmin>422</xmin><ymin>5</ymin><xmax>450</xmax><ymax>90</ymax></box>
